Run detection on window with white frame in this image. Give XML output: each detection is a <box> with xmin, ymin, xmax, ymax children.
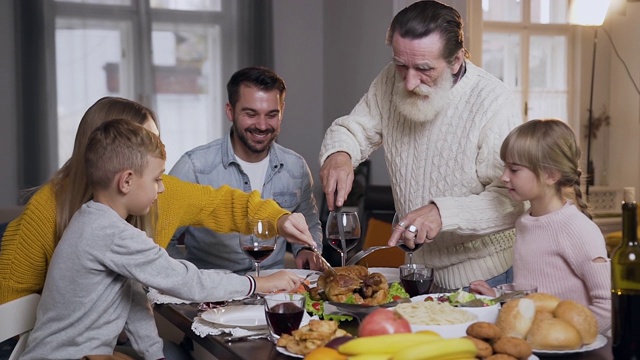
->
<box><xmin>52</xmin><ymin>0</ymin><xmax>253</xmax><ymax>170</ymax></box>
<box><xmin>481</xmin><ymin>0</ymin><xmax>571</xmax><ymax>122</ymax></box>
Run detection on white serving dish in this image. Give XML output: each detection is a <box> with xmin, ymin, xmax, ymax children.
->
<box><xmin>411</xmin><ymin>293</ymin><xmax>500</xmax><ymax>323</ymax></box>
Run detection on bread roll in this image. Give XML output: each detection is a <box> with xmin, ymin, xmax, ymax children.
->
<box><xmin>496</xmin><ymin>298</ymin><xmax>535</xmax><ymax>339</ymax></box>
<box><xmin>531</xmin><ymin>308</ymin><xmax>554</xmax><ymax>327</ymax></box>
<box><xmin>527</xmin><ymin>318</ymin><xmax>582</xmax><ymax>350</ymax></box>
<box><xmin>553</xmin><ymin>300</ymin><xmax>598</xmax><ymax>345</ymax></box>
<box><xmin>525</xmin><ymin>293</ymin><xmax>560</xmax><ymax>313</ymax></box>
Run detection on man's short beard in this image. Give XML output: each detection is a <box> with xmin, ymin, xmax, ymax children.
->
<box><xmin>232</xmin><ymin>121</ymin><xmax>278</xmax><ymax>154</ymax></box>
<box><xmin>393</xmin><ymin>68</ymin><xmax>455</xmax><ymax>123</ymax></box>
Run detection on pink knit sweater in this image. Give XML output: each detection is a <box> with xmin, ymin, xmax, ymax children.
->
<box><xmin>513</xmin><ymin>202</ymin><xmax>611</xmax><ymax>334</ymax></box>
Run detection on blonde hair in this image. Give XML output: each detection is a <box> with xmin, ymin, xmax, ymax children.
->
<box><xmin>500</xmin><ymin>119</ymin><xmax>591</xmax><ymax>219</ymax></box>
<box><xmin>50</xmin><ymin>97</ymin><xmax>159</xmax><ymax>243</ymax></box>
<box><xmin>85</xmin><ymin>118</ymin><xmax>166</xmax><ymax>190</ymax></box>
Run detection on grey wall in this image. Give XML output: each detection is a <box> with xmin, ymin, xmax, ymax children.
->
<box><xmin>0</xmin><ymin>0</ymin><xmax>18</xmax><ymax>206</ymax></box>
<box><xmin>273</xmin><ymin>0</ymin><xmax>394</xmax><ymax>207</ymax></box>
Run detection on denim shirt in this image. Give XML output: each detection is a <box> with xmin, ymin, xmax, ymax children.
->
<box><xmin>169</xmin><ymin>131</ymin><xmax>322</xmax><ymax>274</ymax></box>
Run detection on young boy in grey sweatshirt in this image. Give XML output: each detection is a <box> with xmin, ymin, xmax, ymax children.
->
<box><xmin>22</xmin><ymin>119</ymin><xmax>302</xmax><ymax>360</ymax></box>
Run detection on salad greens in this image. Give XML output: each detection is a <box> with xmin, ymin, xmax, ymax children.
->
<box><xmin>387</xmin><ymin>282</ymin><xmax>410</xmax><ymax>302</ymax></box>
<box><xmin>424</xmin><ymin>288</ymin><xmax>496</xmax><ymax>307</ymax></box>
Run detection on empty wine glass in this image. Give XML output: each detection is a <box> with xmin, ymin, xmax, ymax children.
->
<box><xmin>392</xmin><ymin>212</ymin><xmax>424</xmax><ymax>265</ymax></box>
<box><xmin>325</xmin><ymin>211</ymin><xmax>361</xmax><ymax>267</ymax></box>
<box><xmin>240</xmin><ymin>219</ymin><xmax>277</xmax><ymax>304</ymax></box>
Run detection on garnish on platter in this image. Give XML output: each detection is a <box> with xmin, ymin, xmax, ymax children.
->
<box><xmin>423</xmin><ymin>288</ymin><xmax>496</xmax><ymax>307</ymax></box>
<box><xmin>302</xmin><ymin>265</ymin><xmax>409</xmax><ymax>321</ymax></box>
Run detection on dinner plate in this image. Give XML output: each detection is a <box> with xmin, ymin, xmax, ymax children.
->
<box><xmin>367</xmin><ymin>267</ymin><xmax>400</xmax><ymax>283</ymax></box>
<box><xmin>532</xmin><ymin>334</ymin><xmax>607</xmax><ymax>355</ymax></box>
<box><xmin>275</xmin><ymin>346</ymin><xmax>303</xmax><ymax>358</ymax></box>
<box><xmin>200</xmin><ymin>305</ymin><xmax>267</xmax><ymax>329</ymax></box>
<box><xmin>411</xmin><ymin>293</ymin><xmax>500</xmax><ymax>323</ymax></box>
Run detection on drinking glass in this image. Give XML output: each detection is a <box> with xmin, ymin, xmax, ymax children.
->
<box><xmin>263</xmin><ymin>293</ymin><xmax>306</xmax><ymax>343</ymax></box>
<box><xmin>325</xmin><ymin>211</ymin><xmax>361</xmax><ymax>267</ymax></box>
<box><xmin>240</xmin><ymin>219</ymin><xmax>277</xmax><ymax>304</ymax></box>
<box><xmin>399</xmin><ymin>264</ymin><xmax>433</xmax><ymax>297</ymax></box>
<box><xmin>392</xmin><ymin>213</ymin><xmax>424</xmax><ymax>265</ymax></box>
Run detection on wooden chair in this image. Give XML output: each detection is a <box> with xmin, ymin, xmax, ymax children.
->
<box><xmin>357</xmin><ymin>217</ymin><xmax>405</xmax><ymax>268</ymax></box>
<box><xmin>0</xmin><ymin>293</ymin><xmax>40</xmax><ymax>360</ymax></box>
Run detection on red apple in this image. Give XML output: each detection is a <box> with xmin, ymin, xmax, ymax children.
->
<box><xmin>358</xmin><ymin>308</ymin><xmax>412</xmax><ymax>337</ymax></box>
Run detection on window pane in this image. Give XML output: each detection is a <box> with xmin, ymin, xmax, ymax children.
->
<box><xmin>152</xmin><ymin>25</ymin><xmax>224</xmax><ymax>170</ymax></box>
<box><xmin>527</xmin><ymin>35</ymin><xmax>568</xmax><ymax>120</ymax></box>
<box><xmin>55</xmin><ymin>19</ymin><xmax>131</xmax><ymax>167</ymax></box>
<box><xmin>55</xmin><ymin>0</ymin><xmax>130</xmax><ymax>5</ymax></box>
<box><xmin>483</xmin><ymin>32</ymin><xmax>523</xmax><ymax>117</ymax></box>
<box><xmin>150</xmin><ymin>0</ymin><xmax>221</xmax><ymax>11</ymax></box>
<box><xmin>482</xmin><ymin>0</ymin><xmax>522</xmax><ymax>22</ymax></box>
<box><xmin>483</xmin><ymin>32</ymin><xmax>521</xmax><ymax>88</ymax></box>
<box><xmin>530</xmin><ymin>0</ymin><xmax>569</xmax><ymax>24</ymax></box>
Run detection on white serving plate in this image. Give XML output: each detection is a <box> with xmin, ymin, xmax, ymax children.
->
<box><xmin>533</xmin><ymin>334</ymin><xmax>607</xmax><ymax>355</ymax></box>
<box><xmin>411</xmin><ymin>293</ymin><xmax>500</xmax><ymax>323</ymax></box>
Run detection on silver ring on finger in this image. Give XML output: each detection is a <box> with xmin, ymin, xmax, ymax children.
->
<box><xmin>398</xmin><ymin>221</ymin><xmax>407</xmax><ymax>228</ymax></box>
<box><xmin>407</xmin><ymin>225</ymin><xmax>418</xmax><ymax>234</ymax></box>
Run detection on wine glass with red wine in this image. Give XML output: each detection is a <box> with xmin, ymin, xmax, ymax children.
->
<box><xmin>240</xmin><ymin>219</ymin><xmax>277</xmax><ymax>304</ymax></box>
<box><xmin>326</xmin><ymin>211</ymin><xmax>361</xmax><ymax>267</ymax></box>
<box><xmin>392</xmin><ymin>212</ymin><xmax>424</xmax><ymax>265</ymax></box>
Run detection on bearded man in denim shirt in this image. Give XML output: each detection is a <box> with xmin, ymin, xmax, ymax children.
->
<box><xmin>169</xmin><ymin>66</ymin><xmax>324</xmax><ymax>273</ymax></box>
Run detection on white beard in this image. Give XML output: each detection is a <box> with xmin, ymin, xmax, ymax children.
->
<box><xmin>393</xmin><ymin>69</ymin><xmax>455</xmax><ymax>123</ymax></box>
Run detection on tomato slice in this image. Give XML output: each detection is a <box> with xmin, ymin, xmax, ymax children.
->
<box><xmin>312</xmin><ymin>302</ymin><xmax>321</xmax><ymax>311</ymax></box>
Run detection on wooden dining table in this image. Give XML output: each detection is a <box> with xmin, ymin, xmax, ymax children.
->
<box><xmin>153</xmin><ymin>302</ymin><xmax>613</xmax><ymax>360</ymax></box>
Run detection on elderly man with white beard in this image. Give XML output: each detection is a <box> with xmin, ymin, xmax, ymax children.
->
<box><xmin>319</xmin><ymin>0</ymin><xmax>525</xmax><ymax>292</ymax></box>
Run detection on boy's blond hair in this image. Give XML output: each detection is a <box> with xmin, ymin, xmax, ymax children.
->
<box><xmin>85</xmin><ymin>118</ymin><xmax>166</xmax><ymax>190</ymax></box>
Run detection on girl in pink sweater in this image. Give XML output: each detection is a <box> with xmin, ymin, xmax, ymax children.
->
<box><xmin>470</xmin><ymin>119</ymin><xmax>611</xmax><ymax>334</ymax></box>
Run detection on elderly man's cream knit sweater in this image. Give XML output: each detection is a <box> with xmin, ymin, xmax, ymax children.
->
<box><xmin>320</xmin><ymin>61</ymin><xmax>524</xmax><ymax>289</ymax></box>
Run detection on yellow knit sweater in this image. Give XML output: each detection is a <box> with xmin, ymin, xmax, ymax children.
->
<box><xmin>0</xmin><ymin>174</ymin><xmax>289</xmax><ymax>304</ymax></box>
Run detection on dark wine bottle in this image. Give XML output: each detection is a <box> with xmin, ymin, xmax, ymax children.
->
<box><xmin>611</xmin><ymin>187</ymin><xmax>640</xmax><ymax>359</ymax></box>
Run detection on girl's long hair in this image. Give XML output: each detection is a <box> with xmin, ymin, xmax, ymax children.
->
<box><xmin>50</xmin><ymin>97</ymin><xmax>159</xmax><ymax>243</ymax></box>
<box><xmin>500</xmin><ymin>118</ymin><xmax>591</xmax><ymax>219</ymax></box>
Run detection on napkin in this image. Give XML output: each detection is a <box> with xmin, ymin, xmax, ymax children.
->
<box><xmin>147</xmin><ymin>288</ymin><xmax>192</xmax><ymax>305</ymax></box>
<box><xmin>191</xmin><ymin>317</ymin><xmax>264</xmax><ymax>338</ymax></box>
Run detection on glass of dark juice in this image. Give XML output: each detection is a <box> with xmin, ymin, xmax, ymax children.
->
<box><xmin>240</xmin><ymin>219</ymin><xmax>277</xmax><ymax>305</ymax></box>
<box><xmin>400</xmin><ymin>264</ymin><xmax>433</xmax><ymax>298</ymax></box>
<box><xmin>263</xmin><ymin>293</ymin><xmax>306</xmax><ymax>343</ymax></box>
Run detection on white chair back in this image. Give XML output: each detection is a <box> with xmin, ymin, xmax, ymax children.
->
<box><xmin>0</xmin><ymin>293</ymin><xmax>40</xmax><ymax>360</ymax></box>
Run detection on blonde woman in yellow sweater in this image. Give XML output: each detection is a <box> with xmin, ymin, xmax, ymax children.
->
<box><xmin>0</xmin><ymin>96</ymin><xmax>316</xmax><ymax>304</ymax></box>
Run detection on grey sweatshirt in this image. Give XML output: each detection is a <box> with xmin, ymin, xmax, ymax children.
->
<box><xmin>22</xmin><ymin>201</ymin><xmax>254</xmax><ymax>359</ymax></box>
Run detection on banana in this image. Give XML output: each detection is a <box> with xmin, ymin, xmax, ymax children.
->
<box><xmin>391</xmin><ymin>338</ymin><xmax>477</xmax><ymax>360</ymax></box>
<box><xmin>338</xmin><ymin>332</ymin><xmax>442</xmax><ymax>355</ymax></box>
<box><xmin>347</xmin><ymin>354</ymin><xmax>392</xmax><ymax>360</ymax></box>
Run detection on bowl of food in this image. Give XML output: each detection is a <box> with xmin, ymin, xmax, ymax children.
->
<box><xmin>413</xmin><ymin>290</ymin><xmax>500</xmax><ymax>323</ymax></box>
<box><xmin>393</xmin><ymin>301</ymin><xmax>478</xmax><ymax>338</ymax></box>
